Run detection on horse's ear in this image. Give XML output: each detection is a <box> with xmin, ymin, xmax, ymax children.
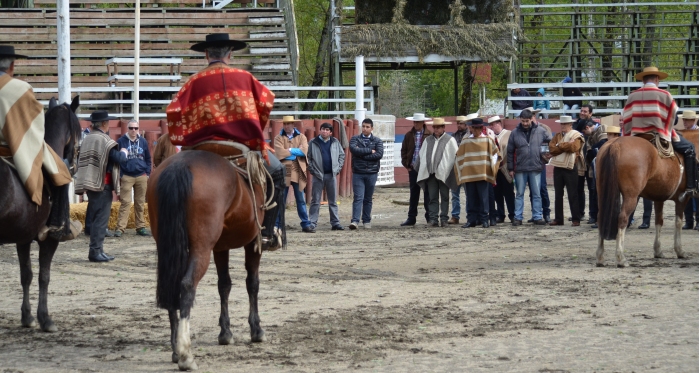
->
<box><xmin>48</xmin><ymin>97</ymin><xmax>58</xmax><ymax>110</ymax></box>
<box><xmin>70</xmin><ymin>95</ymin><xmax>80</xmax><ymax>113</ymax></box>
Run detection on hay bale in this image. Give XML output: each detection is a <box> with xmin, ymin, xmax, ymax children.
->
<box><xmin>70</xmin><ymin>202</ymin><xmax>151</xmax><ymax>231</ymax></box>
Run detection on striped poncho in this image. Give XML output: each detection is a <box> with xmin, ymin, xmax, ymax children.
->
<box><xmin>455</xmin><ymin>136</ymin><xmax>500</xmax><ymax>185</ymax></box>
<box><xmin>0</xmin><ymin>74</ymin><xmax>72</xmax><ymax>205</ymax></box>
<box><xmin>622</xmin><ymin>85</ymin><xmax>680</xmax><ymax>142</ymax></box>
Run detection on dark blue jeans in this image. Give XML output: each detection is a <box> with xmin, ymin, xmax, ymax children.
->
<box><xmin>276</xmin><ymin>182</ymin><xmax>311</xmax><ymax>229</ymax></box>
<box><xmin>351</xmin><ymin>173</ymin><xmax>378</xmax><ymax>224</ymax></box>
<box><xmin>86</xmin><ymin>187</ymin><xmax>114</xmax><ymax>252</ymax></box>
<box><xmin>530</xmin><ymin>168</ymin><xmax>551</xmax><ymax>219</ymax></box>
<box><xmin>408</xmin><ymin>169</ymin><xmax>430</xmax><ymax>222</ymax></box>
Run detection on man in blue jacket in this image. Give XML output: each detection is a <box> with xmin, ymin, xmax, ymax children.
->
<box><xmin>348</xmin><ymin>118</ymin><xmax>384</xmax><ymax>230</ymax></box>
<box><xmin>114</xmin><ymin>119</ymin><xmax>152</xmax><ymax>237</ymax></box>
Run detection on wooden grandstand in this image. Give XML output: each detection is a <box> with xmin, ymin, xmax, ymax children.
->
<box><xmin>0</xmin><ymin>0</ymin><xmax>297</xmax><ymax>116</ymax></box>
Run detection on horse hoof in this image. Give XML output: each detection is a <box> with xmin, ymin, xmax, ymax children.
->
<box><xmin>595</xmin><ymin>262</ymin><xmax>605</xmax><ymax>268</ymax></box>
<box><xmin>617</xmin><ymin>262</ymin><xmax>629</xmax><ymax>268</ymax></box>
<box><xmin>654</xmin><ymin>253</ymin><xmax>665</xmax><ymax>259</ymax></box>
<box><xmin>178</xmin><ymin>355</ymin><xmax>198</xmax><ymax>371</ymax></box>
<box><xmin>250</xmin><ymin>329</ymin><xmax>265</xmax><ymax>343</ymax></box>
<box><xmin>218</xmin><ymin>332</ymin><xmax>234</xmax><ymax>345</ymax></box>
<box><xmin>172</xmin><ymin>352</ymin><xmax>179</xmax><ymax>364</ymax></box>
<box><xmin>677</xmin><ymin>252</ymin><xmax>688</xmax><ymax>259</ymax></box>
<box><xmin>22</xmin><ymin>316</ymin><xmax>36</xmax><ymax>328</ymax></box>
<box><xmin>41</xmin><ymin>322</ymin><xmax>57</xmax><ymax>333</ymax></box>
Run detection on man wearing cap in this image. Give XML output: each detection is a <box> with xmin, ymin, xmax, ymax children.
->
<box><xmin>580</xmin><ymin>118</ymin><xmax>606</xmax><ymax>225</ymax></box>
<box><xmin>455</xmin><ymin>118</ymin><xmax>499</xmax><ymax>228</ymax></box>
<box><xmin>400</xmin><ymin>113</ymin><xmax>432</xmax><ymax>226</ymax></box>
<box><xmin>488</xmin><ymin>116</ymin><xmax>515</xmax><ymax>223</ymax></box>
<box><xmin>114</xmin><ymin>119</ymin><xmax>152</xmax><ymax>238</ymax></box>
<box><xmin>274</xmin><ymin>116</ymin><xmax>313</xmax><ymax>233</ymax></box>
<box><xmin>0</xmin><ymin>45</ymin><xmax>75</xmax><ymax>240</ymax></box>
<box><xmin>622</xmin><ymin>66</ymin><xmax>698</xmax><ymax>201</ymax></box>
<box><xmin>447</xmin><ymin>114</ymin><xmax>475</xmax><ymax>225</ymax></box>
<box><xmin>307</xmin><ymin>122</ymin><xmax>345</xmax><ymax>231</ymax></box>
<box><xmin>348</xmin><ymin>118</ymin><xmax>384</xmax><ymax>230</ymax></box>
<box><xmin>548</xmin><ymin>116</ymin><xmax>584</xmax><ymax>226</ymax></box>
<box><xmin>507</xmin><ymin>109</ymin><xmax>552</xmax><ymax>226</ymax></box>
<box><xmin>416</xmin><ymin>118</ymin><xmax>458</xmax><ymax>227</ymax></box>
<box><xmin>676</xmin><ymin>111</ymin><xmax>699</xmax><ymax>131</ymax></box>
<box><xmin>74</xmin><ymin>111</ymin><xmax>128</xmax><ymax>262</ymax></box>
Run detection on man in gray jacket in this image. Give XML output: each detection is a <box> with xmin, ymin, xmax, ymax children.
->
<box><xmin>307</xmin><ymin>122</ymin><xmax>346</xmax><ymax>230</ymax></box>
<box><xmin>506</xmin><ymin>109</ymin><xmax>552</xmax><ymax>226</ymax></box>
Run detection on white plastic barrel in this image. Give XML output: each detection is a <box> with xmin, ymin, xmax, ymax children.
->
<box><xmin>366</xmin><ymin>114</ymin><xmax>395</xmax><ymax>186</ymax></box>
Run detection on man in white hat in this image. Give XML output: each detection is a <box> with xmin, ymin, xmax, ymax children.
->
<box><xmin>400</xmin><ymin>113</ymin><xmax>432</xmax><ymax>226</ymax></box>
<box><xmin>676</xmin><ymin>110</ymin><xmax>698</xmax><ymax>131</ymax></box>
<box><xmin>447</xmin><ymin>113</ymin><xmax>476</xmax><ymax>225</ymax></box>
<box><xmin>488</xmin><ymin>115</ymin><xmax>515</xmax><ymax>223</ymax></box>
<box><xmin>622</xmin><ymin>66</ymin><xmax>697</xmax><ymax>200</ymax></box>
<box><xmin>416</xmin><ymin>118</ymin><xmax>458</xmax><ymax>227</ymax></box>
<box><xmin>547</xmin><ymin>116</ymin><xmax>585</xmax><ymax>227</ymax></box>
<box><xmin>274</xmin><ymin>116</ymin><xmax>313</xmax><ymax>233</ymax></box>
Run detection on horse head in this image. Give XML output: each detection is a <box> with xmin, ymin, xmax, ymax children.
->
<box><xmin>44</xmin><ymin>95</ymin><xmax>82</xmax><ymax>176</ymax></box>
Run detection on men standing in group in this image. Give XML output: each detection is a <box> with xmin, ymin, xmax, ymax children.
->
<box><xmin>455</xmin><ymin>118</ymin><xmax>499</xmax><ymax>228</ymax></box>
<box><xmin>581</xmin><ymin>119</ymin><xmax>606</xmax><ymax>226</ymax></box>
<box><xmin>572</xmin><ymin>104</ymin><xmax>596</xmax><ymax>220</ymax></box>
<box><xmin>548</xmin><ymin>116</ymin><xmax>584</xmax><ymax>226</ymax></box>
<box><xmin>74</xmin><ymin>111</ymin><xmax>128</xmax><ymax>262</ymax></box>
<box><xmin>622</xmin><ymin>66</ymin><xmax>698</xmax><ymax>201</ymax></box>
<box><xmin>488</xmin><ymin>116</ymin><xmax>515</xmax><ymax>223</ymax></box>
<box><xmin>507</xmin><ymin>109</ymin><xmax>551</xmax><ymax>225</ymax></box>
<box><xmin>274</xmin><ymin>116</ymin><xmax>314</xmax><ymax>233</ymax></box>
<box><xmin>348</xmin><ymin>118</ymin><xmax>384</xmax><ymax>230</ymax></box>
<box><xmin>400</xmin><ymin>113</ymin><xmax>432</xmax><ymax>226</ymax></box>
<box><xmin>307</xmin><ymin>122</ymin><xmax>346</xmax><ymax>231</ymax></box>
<box><xmin>114</xmin><ymin>119</ymin><xmax>151</xmax><ymax>237</ymax></box>
<box><xmin>416</xmin><ymin>118</ymin><xmax>458</xmax><ymax>227</ymax></box>
<box><xmin>447</xmin><ymin>114</ymin><xmax>475</xmax><ymax>225</ymax></box>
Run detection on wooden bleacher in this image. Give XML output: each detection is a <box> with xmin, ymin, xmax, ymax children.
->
<box><xmin>0</xmin><ymin>1</ymin><xmax>295</xmax><ymax>114</ymax></box>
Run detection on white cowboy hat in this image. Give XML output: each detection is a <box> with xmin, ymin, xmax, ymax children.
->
<box><xmin>487</xmin><ymin>116</ymin><xmax>502</xmax><ymax>124</ymax></box>
<box><xmin>604</xmin><ymin>125</ymin><xmax>621</xmax><ymax>134</ymax></box>
<box><xmin>677</xmin><ymin>110</ymin><xmax>698</xmax><ymax>120</ymax></box>
<box><xmin>465</xmin><ymin>113</ymin><xmax>479</xmax><ymax>121</ymax></box>
<box><xmin>425</xmin><ymin>117</ymin><xmax>451</xmax><ymax>126</ymax></box>
<box><xmin>455</xmin><ymin>116</ymin><xmax>468</xmax><ymax>122</ymax></box>
<box><xmin>556</xmin><ymin>115</ymin><xmax>575</xmax><ymax>124</ymax></box>
<box><xmin>634</xmin><ymin>66</ymin><xmax>668</xmax><ymax>81</ymax></box>
<box><xmin>406</xmin><ymin>113</ymin><xmax>430</xmax><ymax>121</ymax></box>
<box><xmin>282</xmin><ymin>115</ymin><xmax>296</xmax><ymax>123</ymax></box>
<box><xmin>524</xmin><ymin>107</ymin><xmax>541</xmax><ymax>113</ymax></box>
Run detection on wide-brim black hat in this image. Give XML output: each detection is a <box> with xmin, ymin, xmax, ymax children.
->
<box><xmin>0</xmin><ymin>45</ymin><xmax>27</xmax><ymax>59</ymax></box>
<box><xmin>190</xmin><ymin>33</ymin><xmax>247</xmax><ymax>53</ymax></box>
<box><xmin>89</xmin><ymin>110</ymin><xmax>118</xmax><ymax>122</ymax></box>
<box><xmin>468</xmin><ymin>118</ymin><xmax>485</xmax><ymax>126</ymax></box>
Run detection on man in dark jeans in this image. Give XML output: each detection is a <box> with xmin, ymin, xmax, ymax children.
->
<box><xmin>400</xmin><ymin>113</ymin><xmax>432</xmax><ymax>226</ymax></box>
<box><xmin>348</xmin><ymin>118</ymin><xmax>384</xmax><ymax>230</ymax></box>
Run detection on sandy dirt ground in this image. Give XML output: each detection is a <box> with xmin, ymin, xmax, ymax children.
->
<box><xmin>0</xmin><ymin>186</ymin><xmax>698</xmax><ymax>373</ymax></box>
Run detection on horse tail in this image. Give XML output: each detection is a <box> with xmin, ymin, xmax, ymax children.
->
<box><xmin>155</xmin><ymin>161</ymin><xmax>193</xmax><ymax>310</ymax></box>
<box><xmin>598</xmin><ymin>144</ymin><xmax>621</xmax><ymax>241</ymax></box>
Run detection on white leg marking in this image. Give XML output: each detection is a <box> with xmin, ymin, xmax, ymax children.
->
<box><xmin>674</xmin><ymin>215</ymin><xmax>687</xmax><ymax>258</ymax></box>
<box><xmin>616</xmin><ymin>228</ymin><xmax>629</xmax><ymax>267</ymax></box>
<box><xmin>653</xmin><ymin>224</ymin><xmax>664</xmax><ymax>258</ymax></box>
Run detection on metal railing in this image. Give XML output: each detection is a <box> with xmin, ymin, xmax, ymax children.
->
<box><xmin>34</xmin><ymin>85</ymin><xmax>375</xmax><ymax>118</ymax></box>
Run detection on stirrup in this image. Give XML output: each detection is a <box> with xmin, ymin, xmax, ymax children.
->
<box><xmin>261</xmin><ymin>227</ymin><xmax>283</xmax><ymax>251</ymax></box>
<box><xmin>679</xmin><ymin>188</ymin><xmax>697</xmax><ymax>203</ymax></box>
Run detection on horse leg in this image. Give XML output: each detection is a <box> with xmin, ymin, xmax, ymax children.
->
<box><xmin>673</xmin><ymin>201</ymin><xmax>688</xmax><ymax>259</ymax></box>
<box><xmin>37</xmin><ymin>238</ymin><xmax>58</xmax><ymax>332</ymax></box>
<box><xmin>653</xmin><ymin>201</ymin><xmax>665</xmax><ymax>258</ymax></box>
<box><xmin>596</xmin><ymin>235</ymin><xmax>605</xmax><ymax>267</ymax></box>
<box><xmin>244</xmin><ymin>243</ymin><xmax>265</xmax><ymax>342</ymax></box>
<box><xmin>213</xmin><ymin>249</ymin><xmax>233</xmax><ymax>345</ymax></box>
<box><xmin>168</xmin><ymin>309</ymin><xmax>179</xmax><ymax>363</ymax></box>
<box><xmin>16</xmin><ymin>243</ymin><xmax>36</xmax><ymax>328</ymax></box>
<box><xmin>615</xmin><ymin>196</ymin><xmax>637</xmax><ymax>268</ymax></box>
<box><xmin>176</xmin><ymin>254</ymin><xmax>209</xmax><ymax>371</ymax></box>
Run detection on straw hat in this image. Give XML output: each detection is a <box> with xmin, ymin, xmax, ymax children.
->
<box><xmin>455</xmin><ymin>116</ymin><xmax>469</xmax><ymax>122</ymax></box>
<box><xmin>634</xmin><ymin>66</ymin><xmax>668</xmax><ymax>81</ymax></box>
<box><xmin>678</xmin><ymin>110</ymin><xmax>698</xmax><ymax>120</ymax></box>
<box><xmin>487</xmin><ymin>116</ymin><xmax>502</xmax><ymax>124</ymax></box>
<box><xmin>406</xmin><ymin>113</ymin><xmax>430</xmax><ymax>121</ymax></box>
<box><xmin>604</xmin><ymin>125</ymin><xmax>621</xmax><ymax>134</ymax></box>
<box><xmin>555</xmin><ymin>115</ymin><xmax>575</xmax><ymax>124</ymax></box>
<box><xmin>282</xmin><ymin>116</ymin><xmax>296</xmax><ymax>123</ymax></box>
<box><xmin>425</xmin><ymin>117</ymin><xmax>451</xmax><ymax>126</ymax></box>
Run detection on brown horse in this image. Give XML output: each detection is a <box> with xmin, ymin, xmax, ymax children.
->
<box><xmin>147</xmin><ymin>148</ymin><xmax>284</xmax><ymax>371</ymax></box>
<box><xmin>596</xmin><ymin>130</ymin><xmax>698</xmax><ymax>267</ymax></box>
<box><xmin>0</xmin><ymin>96</ymin><xmax>82</xmax><ymax>331</ymax></box>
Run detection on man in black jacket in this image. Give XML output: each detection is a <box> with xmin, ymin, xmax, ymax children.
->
<box><xmin>510</xmin><ymin>85</ymin><xmax>533</xmax><ymax>114</ymax></box>
<box><xmin>348</xmin><ymin>118</ymin><xmax>384</xmax><ymax>230</ymax></box>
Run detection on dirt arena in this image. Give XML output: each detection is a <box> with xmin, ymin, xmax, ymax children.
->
<box><xmin>0</xmin><ymin>186</ymin><xmax>698</xmax><ymax>372</ymax></box>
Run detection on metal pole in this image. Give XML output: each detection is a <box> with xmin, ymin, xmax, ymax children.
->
<box><xmin>354</xmin><ymin>55</ymin><xmax>366</xmax><ymax>122</ymax></box>
<box><xmin>57</xmin><ymin>0</ymin><xmax>71</xmax><ymax>104</ymax></box>
<box><xmin>134</xmin><ymin>0</ymin><xmax>140</xmax><ymax>121</ymax></box>
<box><xmin>453</xmin><ymin>65</ymin><xmax>459</xmax><ymax>115</ymax></box>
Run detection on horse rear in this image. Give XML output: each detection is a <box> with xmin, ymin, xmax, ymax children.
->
<box><xmin>146</xmin><ymin>150</ymin><xmax>266</xmax><ymax>371</ymax></box>
<box><xmin>596</xmin><ymin>135</ymin><xmax>694</xmax><ymax>267</ymax></box>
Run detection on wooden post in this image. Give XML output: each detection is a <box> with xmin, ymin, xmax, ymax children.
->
<box><xmin>57</xmin><ymin>0</ymin><xmax>71</xmax><ymax>105</ymax></box>
<box><xmin>134</xmin><ymin>0</ymin><xmax>141</xmax><ymax>120</ymax></box>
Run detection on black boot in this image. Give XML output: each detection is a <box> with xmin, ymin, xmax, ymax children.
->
<box><xmin>88</xmin><ymin>248</ymin><xmax>109</xmax><ymax>262</ymax></box>
<box><xmin>100</xmin><ymin>249</ymin><xmax>115</xmax><ymax>261</ymax></box>
<box><xmin>680</xmin><ymin>151</ymin><xmax>698</xmax><ymax>202</ymax></box>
